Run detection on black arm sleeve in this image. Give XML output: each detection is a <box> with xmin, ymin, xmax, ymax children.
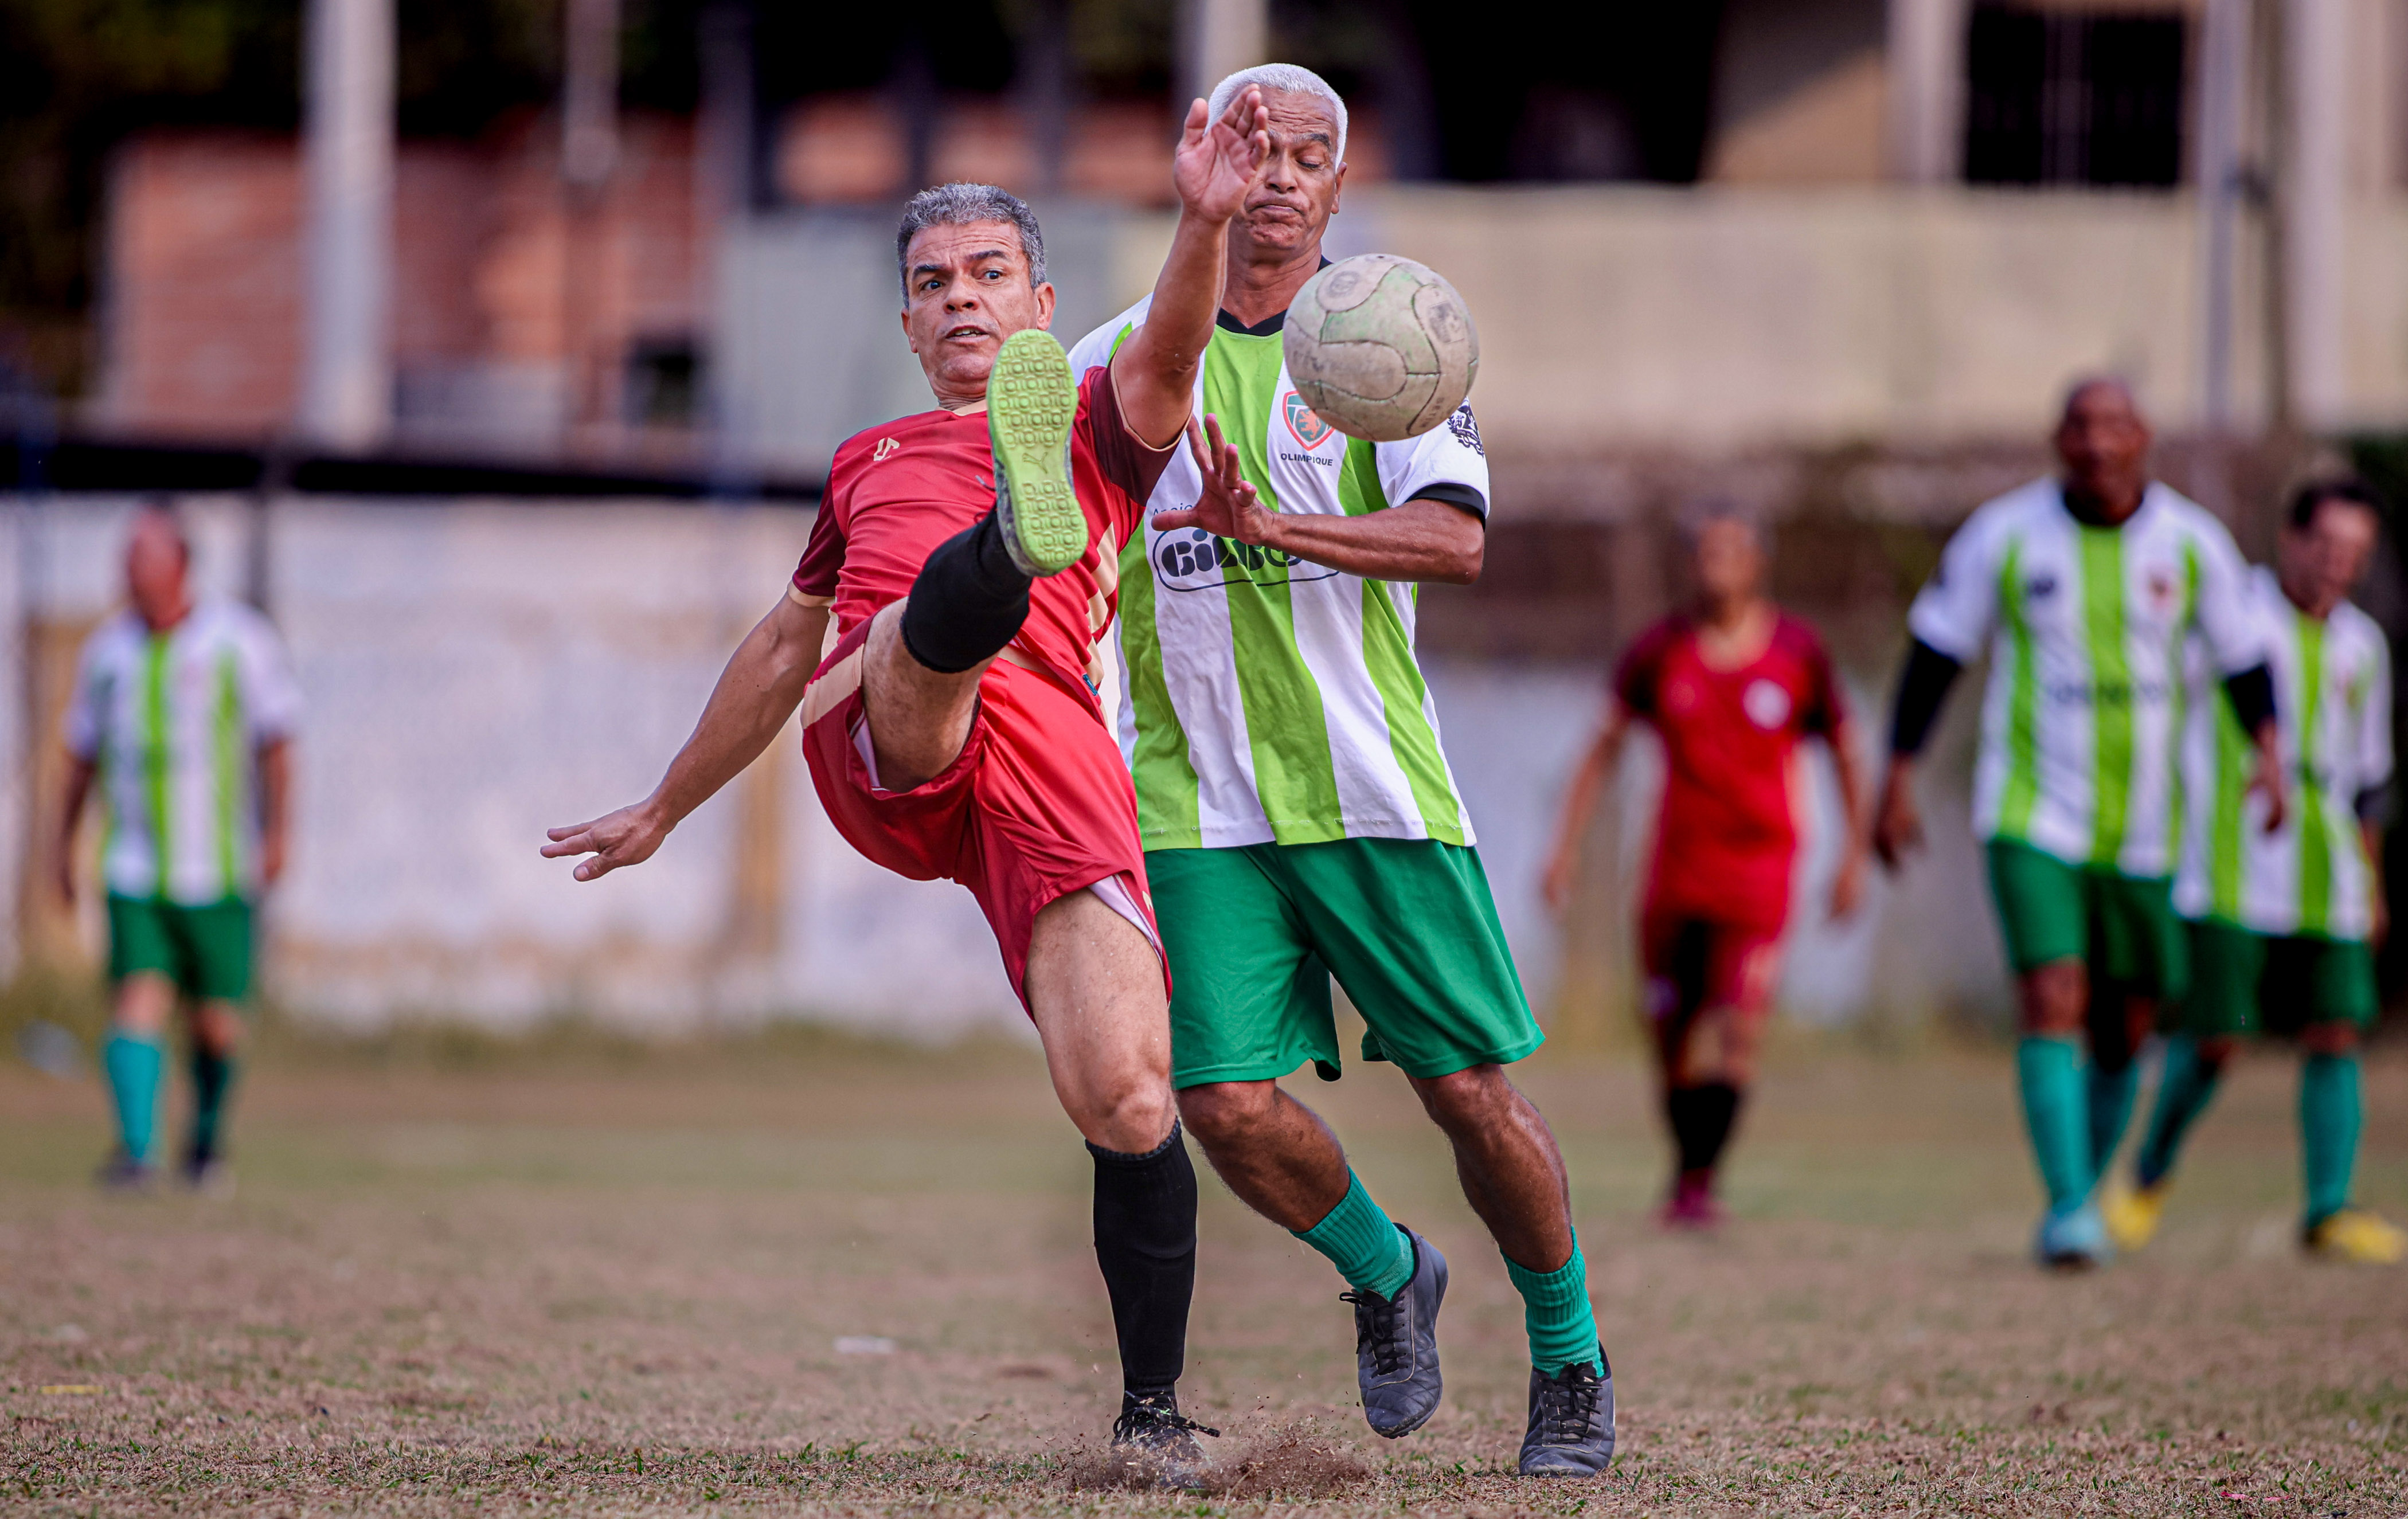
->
<box><xmin>1888</xmin><ymin>638</ymin><xmax>1964</xmax><ymax>757</ymax></box>
<box><xmin>2357</xmin><ymin>780</ymin><xmax>2395</xmax><ymax>827</ymax></box>
<box><xmin>2221</xmin><ymin>664</ymin><xmax>2277</xmax><ymax>735</ymax></box>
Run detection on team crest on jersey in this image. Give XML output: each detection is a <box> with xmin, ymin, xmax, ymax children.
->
<box><xmin>1743</xmin><ymin>679</ymin><xmax>1792</xmax><ymax>730</ymax></box>
<box><xmin>2145</xmin><ymin>567</ymin><xmax>2176</xmax><ymax>612</ymax></box>
<box><xmin>1446</xmin><ymin>403</ymin><xmax>1483</xmax><ymax>456</ymax></box>
<box><xmin>873</xmin><ymin>437</ymin><xmax>900</xmax><ymax>462</ymax></box>
<box><xmin>1283</xmin><ymin>393</ymin><xmax>1333</xmax><ymax>449</ymax></box>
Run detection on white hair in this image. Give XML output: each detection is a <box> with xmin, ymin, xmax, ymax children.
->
<box><xmin>1209</xmin><ymin>63</ymin><xmax>1348</xmax><ymax>163</ymax></box>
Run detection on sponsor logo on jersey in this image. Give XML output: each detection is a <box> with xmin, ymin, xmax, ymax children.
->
<box><xmin>1149</xmin><ymin>523</ymin><xmax>1338</xmax><ymax>593</ymax></box>
<box><xmin>1743</xmin><ymin>679</ymin><xmax>1792</xmax><ymax>730</ymax></box>
<box><xmin>1445</xmin><ymin>404</ymin><xmax>1483</xmax><ymax>456</ymax></box>
<box><xmin>2145</xmin><ymin>567</ymin><xmax>2177</xmax><ymax>614</ymax></box>
<box><xmin>2026</xmin><ymin>573</ymin><xmax>2058</xmax><ymax>601</ymax></box>
<box><xmin>1283</xmin><ymin>393</ymin><xmax>1333</xmax><ymax>450</ymax></box>
<box><xmin>873</xmin><ymin>437</ymin><xmax>900</xmax><ymax>462</ymax></box>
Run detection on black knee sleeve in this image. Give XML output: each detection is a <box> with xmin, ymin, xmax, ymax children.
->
<box><xmin>1089</xmin><ymin>1120</ymin><xmax>1198</xmax><ymax>1399</ymax></box>
<box><xmin>1667</xmin><ymin>1081</ymin><xmax>1743</xmax><ymax>1175</ymax></box>
<box><xmin>898</xmin><ymin>514</ymin><xmax>1033</xmax><ymax>674</ymax></box>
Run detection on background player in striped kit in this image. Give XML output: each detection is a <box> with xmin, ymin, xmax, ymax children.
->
<box><xmin>1542</xmin><ymin>503</ymin><xmax>1866</xmax><ymax>1230</ymax></box>
<box><xmin>2105</xmin><ymin>477</ymin><xmax>2406</xmax><ymax>1264</ymax></box>
<box><xmin>57</xmin><ymin>502</ymin><xmax>302</xmax><ymax>1192</ymax></box>
<box><xmin>1067</xmin><ymin>64</ymin><xmax>1613</xmax><ymax>1477</ymax></box>
<box><xmin>1872</xmin><ymin>378</ymin><xmax>2283</xmax><ymax>1268</ymax></box>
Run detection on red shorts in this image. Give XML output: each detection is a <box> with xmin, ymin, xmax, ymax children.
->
<box><xmin>1638</xmin><ymin>901</ymin><xmax>1786</xmax><ymax>1024</ymax></box>
<box><xmin>799</xmin><ymin>616</ymin><xmax>1165</xmax><ymax>1011</ymax></box>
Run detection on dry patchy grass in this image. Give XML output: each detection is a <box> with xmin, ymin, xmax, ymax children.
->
<box><xmin>2</xmin><ymin>1031</ymin><xmax>2404</xmax><ymax>1516</ymax></box>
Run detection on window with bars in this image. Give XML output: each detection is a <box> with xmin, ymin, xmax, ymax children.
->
<box><xmin>1963</xmin><ymin>4</ymin><xmax>2187</xmax><ymax>187</ymax></box>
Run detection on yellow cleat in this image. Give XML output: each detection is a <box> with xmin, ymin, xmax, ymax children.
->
<box><xmin>2101</xmin><ymin>1180</ymin><xmax>2169</xmax><ymax>1252</ymax></box>
<box><xmin>2304</xmin><ymin>1208</ymin><xmax>2407</xmax><ymax>1264</ymax></box>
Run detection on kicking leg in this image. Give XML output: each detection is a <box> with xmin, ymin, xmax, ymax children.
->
<box><xmin>100</xmin><ymin>972</ymin><xmax>175</xmax><ymax>1185</ymax></box>
<box><xmin>1022</xmin><ymin>891</ymin><xmax>1207</xmax><ymax>1459</ymax></box>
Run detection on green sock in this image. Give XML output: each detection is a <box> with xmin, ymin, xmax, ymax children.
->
<box><xmin>103</xmin><ymin>1032</ymin><xmax>165</xmax><ymax>1163</ymax></box>
<box><xmin>190</xmin><ymin>1046</ymin><xmax>238</xmax><ymax>1160</ymax></box>
<box><xmin>1503</xmin><ymin>1236</ymin><xmax>1602</xmax><ymax>1377</ymax></box>
<box><xmin>1294</xmin><ymin>1171</ymin><xmax>1414</xmax><ymax>1299</ymax></box>
<box><xmin>2017</xmin><ymin>1035</ymin><xmax>2090</xmax><ymax>1213</ymax></box>
<box><xmin>2135</xmin><ymin>1034</ymin><xmax>2221</xmax><ymax>1188</ymax></box>
<box><xmin>2085</xmin><ymin>1057</ymin><xmax>2140</xmax><ymax>1185</ymax></box>
<box><xmin>2300</xmin><ymin>1051</ymin><xmax>2362</xmax><ymax>1228</ymax></box>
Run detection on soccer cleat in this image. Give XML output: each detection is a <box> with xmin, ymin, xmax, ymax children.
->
<box><xmin>1657</xmin><ymin>1172</ymin><xmax>1726</xmax><ymax>1232</ymax></box>
<box><xmin>2034</xmin><ymin>1202</ymin><xmax>2114</xmax><ymax>1269</ymax></box>
<box><xmin>986</xmin><ymin>328</ymin><xmax>1088</xmax><ymax>577</ymax></box>
<box><xmin>1109</xmin><ymin>1393</ymin><xmax>1218</xmax><ymax>1489</ymax></box>
<box><xmin>2304</xmin><ymin>1208</ymin><xmax>2407</xmax><ymax>1265</ymax></box>
<box><xmin>2100</xmin><ymin>1179</ymin><xmax>2168</xmax><ymax>1252</ymax></box>
<box><xmin>95</xmin><ymin>1150</ymin><xmax>158</xmax><ymax>1193</ymax></box>
<box><xmin>183</xmin><ymin>1152</ymin><xmax>236</xmax><ymax>1200</ymax></box>
<box><xmin>1342</xmin><ymin>1224</ymin><xmax>1448</xmax><ymax>1438</ymax></box>
<box><xmin>1518</xmin><ymin>1349</ymin><xmax>1616</xmax><ymax>1477</ymax></box>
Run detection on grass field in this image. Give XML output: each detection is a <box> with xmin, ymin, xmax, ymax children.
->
<box><xmin>3</xmin><ymin>1025</ymin><xmax>2405</xmax><ymax>1516</ymax></box>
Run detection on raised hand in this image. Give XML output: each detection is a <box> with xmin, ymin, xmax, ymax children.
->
<box><xmin>542</xmin><ymin>801</ymin><xmax>670</xmax><ymax>882</ymax></box>
<box><xmin>1154</xmin><ymin>414</ymin><xmax>1273</xmax><ymax>543</ymax></box>
<box><xmin>1172</xmin><ymin>84</ymin><xmax>1269</xmax><ymax>225</ymax></box>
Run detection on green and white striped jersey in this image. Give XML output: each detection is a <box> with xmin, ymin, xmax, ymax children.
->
<box><xmin>1067</xmin><ymin>295</ymin><xmax>1488</xmax><ymax>851</ymax></box>
<box><xmin>1907</xmin><ymin>479</ymin><xmax>2263</xmax><ymax>878</ymax></box>
<box><xmin>2175</xmin><ymin>568</ymin><xmax>2390</xmax><ymax>940</ymax></box>
<box><xmin>63</xmin><ymin>601</ymin><xmax>302</xmax><ymax>905</ymax></box>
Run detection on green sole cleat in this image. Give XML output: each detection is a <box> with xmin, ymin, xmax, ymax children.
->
<box><xmin>986</xmin><ymin>328</ymin><xmax>1089</xmax><ymax>577</ymax></box>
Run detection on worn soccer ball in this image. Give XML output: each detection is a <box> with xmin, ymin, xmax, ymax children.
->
<box><xmin>1283</xmin><ymin>254</ymin><xmax>1479</xmax><ymax>443</ymax></box>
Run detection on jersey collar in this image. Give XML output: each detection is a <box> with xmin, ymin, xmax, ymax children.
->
<box><xmin>1215</xmin><ymin>256</ymin><xmax>1335</xmax><ymax>336</ymax></box>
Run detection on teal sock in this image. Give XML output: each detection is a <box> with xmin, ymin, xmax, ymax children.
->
<box><xmin>1503</xmin><ymin>1236</ymin><xmax>1601</xmax><ymax>1377</ymax></box>
<box><xmin>189</xmin><ymin>1046</ymin><xmax>238</xmax><ymax>1161</ymax></box>
<box><xmin>1294</xmin><ymin>1171</ymin><xmax>1414</xmax><ymax>1299</ymax></box>
<box><xmin>2085</xmin><ymin>1056</ymin><xmax>2140</xmax><ymax>1185</ymax></box>
<box><xmin>103</xmin><ymin>1032</ymin><xmax>165</xmax><ymax>1163</ymax></box>
<box><xmin>2135</xmin><ymin>1035</ymin><xmax>2221</xmax><ymax>1187</ymax></box>
<box><xmin>2017</xmin><ymin>1035</ymin><xmax>2090</xmax><ymax>1213</ymax></box>
<box><xmin>2300</xmin><ymin>1052</ymin><xmax>2362</xmax><ymax>1228</ymax></box>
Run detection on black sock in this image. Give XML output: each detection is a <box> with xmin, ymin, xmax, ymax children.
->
<box><xmin>188</xmin><ymin>1046</ymin><xmax>234</xmax><ymax>1165</ymax></box>
<box><xmin>899</xmin><ymin>514</ymin><xmax>1033</xmax><ymax>673</ymax></box>
<box><xmin>1089</xmin><ymin>1120</ymin><xmax>1198</xmax><ymax>1401</ymax></box>
<box><xmin>1667</xmin><ymin>1082</ymin><xmax>1743</xmax><ymax>1176</ymax></box>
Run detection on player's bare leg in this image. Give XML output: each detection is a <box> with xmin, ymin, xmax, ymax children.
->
<box><xmin>859</xmin><ymin>601</ymin><xmax>987</xmax><ymax>790</ymax></box>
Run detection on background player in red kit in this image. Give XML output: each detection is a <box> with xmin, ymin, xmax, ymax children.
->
<box><xmin>1544</xmin><ymin>505</ymin><xmax>1868</xmax><ymax>1227</ymax></box>
<box><xmin>542</xmin><ymin>92</ymin><xmax>1272</xmax><ymax>1474</ymax></box>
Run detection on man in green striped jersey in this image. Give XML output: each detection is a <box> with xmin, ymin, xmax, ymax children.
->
<box><xmin>2105</xmin><ymin>477</ymin><xmax>2405</xmax><ymax>1265</ymax></box>
<box><xmin>1873</xmin><ymin>379</ymin><xmax>2283</xmax><ymax>1268</ymax></box>
<box><xmin>56</xmin><ymin>504</ymin><xmax>301</xmax><ymax>1192</ymax></box>
<box><xmin>1066</xmin><ymin>64</ymin><xmax>1612</xmax><ymax>1475</ymax></box>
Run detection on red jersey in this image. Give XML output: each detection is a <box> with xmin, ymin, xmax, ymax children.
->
<box><xmin>792</xmin><ymin>366</ymin><xmax>1171</xmax><ymax>699</ymax></box>
<box><xmin>1615</xmin><ymin>610</ymin><xmax>1847</xmax><ymax>929</ymax></box>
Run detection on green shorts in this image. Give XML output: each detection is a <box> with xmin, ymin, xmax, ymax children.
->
<box><xmin>1148</xmin><ymin>837</ymin><xmax>1543</xmax><ymax>1088</ymax></box>
<box><xmin>1984</xmin><ymin>839</ymin><xmax>2186</xmax><ymax>999</ymax></box>
<box><xmin>2179</xmin><ymin>919</ymin><xmax>2377</xmax><ymax>1036</ymax></box>
<box><xmin>107</xmin><ymin>894</ymin><xmax>255</xmax><ymax>1003</ymax></box>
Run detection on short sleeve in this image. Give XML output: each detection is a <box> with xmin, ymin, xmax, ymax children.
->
<box><xmin>1795</xmin><ymin>623</ymin><xmax>1848</xmax><ymax>735</ymax></box>
<box><xmin>60</xmin><ymin>634</ymin><xmax>104</xmax><ymax>761</ymax></box>
<box><xmin>1373</xmin><ymin>402</ymin><xmax>1491</xmax><ymax>519</ymax></box>
<box><xmin>1906</xmin><ymin>512</ymin><xmax>2004</xmax><ymax>662</ymax></box>
<box><xmin>1613</xmin><ymin>621</ymin><xmax>1674</xmax><ymax>717</ymax></box>
<box><xmin>2359</xmin><ymin>626</ymin><xmax>2393</xmax><ymax>793</ymax></box>
<box><xmin>236</xmin><ymin>612</ymin><xmax>303</xmax><ymax>741</ymax></box>
<box><xmin>2185</xmin><ymin>514</ymin><xmax>2269</xmax><ymax>676</ymax></box>
<box><xmin>1079</xmin><ymin>363</ymin><xmax>1179</xmax><ymax>523</ymax></box>
<box><xmin>791</xmin><ymin>485</ymin><xmax>846</xmax><ymax>606</ymax></box>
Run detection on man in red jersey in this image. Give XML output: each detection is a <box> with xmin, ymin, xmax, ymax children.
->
<box><xmin>542</xmin><ymin>91</ymin><xmax>1272</xmax><ymax>1474</ymax></box>
<box><xmin>1543</xmin><ymin>505</ymin><xmax>1867</xmax><ymax>1227</ymax></box>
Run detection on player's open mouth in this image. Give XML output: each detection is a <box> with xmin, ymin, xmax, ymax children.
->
<box><xmin>944</xmin><ymin>325</ymin><xmax>991</xmax><ymax>342</ymax></box>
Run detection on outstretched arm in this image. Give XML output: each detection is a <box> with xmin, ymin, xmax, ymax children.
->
<box><xmin>1109</xmin><ymin>88</ymin><xmax>1269</xmax><ymax>448</ymax></box>
<box><xmin>544</xmin><ymin>592</ymin><xmax>830</xmax><ymax>880</ymax></box>
<box><xmin>1160</xmin><ymin>415</ymin><xmax>1485</xmax><ymax>583</ymax></box>
<box><xmin>1542</xmin><ymin>705</ymin><xmax>1632</xmax><ymax>915</ymax></box>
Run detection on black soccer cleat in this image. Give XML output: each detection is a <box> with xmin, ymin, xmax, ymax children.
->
<box><xmin>1111</xmin><ymin>1392</ymin><xmax>1218</xmax><ymax>1489</ymax></box>
<box><xmin>1343</xmin><ymin>1224</ymin><xmax>1448</xmax><ymax>1438</ymax></box>
<box><xmin>95</xmin><ymin>1149</ymin><xmax>158</xmax><ymax>1193</ymax></box>
<box><xmin>1518</xmin><ymin>1348</ymin><xmax>1616</xmax><ymax>1477</ymax></box>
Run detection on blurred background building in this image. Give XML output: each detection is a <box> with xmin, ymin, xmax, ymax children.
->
<box><xmin>2</xmin><ymin>0</ymin><xmax>2405</xmax><ymax>1036</ymax></box>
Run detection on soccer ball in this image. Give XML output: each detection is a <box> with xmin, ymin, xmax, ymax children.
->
<box><xmin>1283</xmin><ymin>254</ymin><xmax>1480</xmax><ymax>443</ymax></box>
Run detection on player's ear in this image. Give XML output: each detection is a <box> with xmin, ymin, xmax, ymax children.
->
<box><xmin>1033</xmin><ymin>281</ymin><xmax>1056</xmax><ymax>331</ymax></box>
<box><xmin>1331</xmin><ymin>159</ymin><xmax>1347</xmax><ymax>215</ymax></box>
<box><xmin>900</xmin><ymin>304</ymin><xmax>918</xmax><ymax>353</ymax></box>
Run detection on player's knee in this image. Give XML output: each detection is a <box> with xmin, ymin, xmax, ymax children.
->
<box><xmin>1074</xmin><ymin>1071</ymin><xmax>1176</xmax><ymax>1154</ymax></box>
<box><xmin>192</xmin><ymin>1003</ymin><xmax>244</xmax><ymax>1057</ymax></box>
<box><xmin>2300</xmin><ymin>1021</ymin><xmax>2359</xmax><ymax>1057</ymax></box>
<box><xmin>1412</xmin><ymin>1063</ymin><xmax>1512</xmax><ymax>1131</ymax></box>
<box><xmin>1174</xmin><ymin>1081</ymin><xmax>1275</xmax><ymax>1152</ymax></box>
<box><xmin>2195</xmin><ymin>1035</ymin><xmax>2238</xmax><ymax>1071</ymax></box>
<box><xmin>112</xmin><ymin>973</ymin><xmax>175</xmax><ymax>1034</ymax></box>
<box><xmin>2017</xmin><ymin>963</ymin><xmax>2086</xmax><ymax>1035</ymax></box>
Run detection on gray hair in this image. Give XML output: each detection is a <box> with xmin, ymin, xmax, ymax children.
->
<box><xmin>1209</xmin><ymin>63</ymin><xmax>1348</xmax><ymax>162</ymax></box>
<box><xmin>1678</xmin><ymin>496</ymin><xmax>1769</xmax><ymax>549</ymax></box>
<box><xmin>895</xmin><ymin>182</ymin><xmax>1046</xmax><ymax>299</ymax></box>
